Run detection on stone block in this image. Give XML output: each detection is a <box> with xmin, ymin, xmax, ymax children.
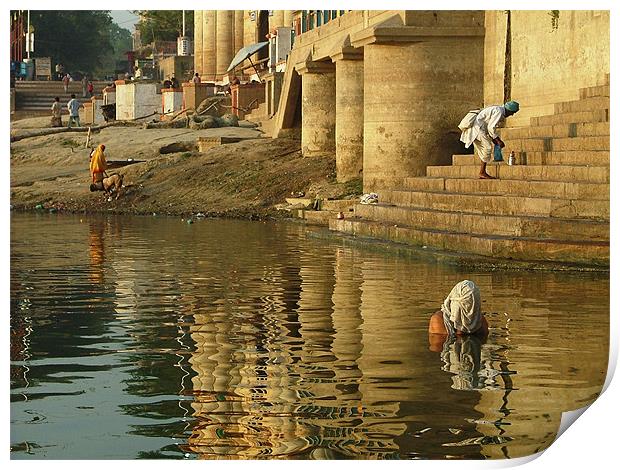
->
<box><xmin>532</xmin><ymin>109</ymin><xmax>608</xmax><ymax>126</ymax></box>
<box><xmin>354</xmin><ymin>203</ymin><xmax>609</xmax><ymax>241</ymax></box>
<box><xmin>554</xmin><ymin>96</ymin><xmax>610</xmax><ymax>114</ymax></box>
<box><xmin>579</xmin><ymin>85</ymin><xmax>610</xmax><ymax>99</ymax></box>
<box><xmin>197</xmin><ymin>136</ymin><xmax>242</xmax><ymax>153</ymax></box>
<box><xmin>330</xmin><ymin>218</ymin><xmax>608</xmax><ymax>266</ymax></box>
<box><xmin>525</xmin><ymin>150</ymin><xmax>609</xmax><ymax>166</ymax></box>
<box><xmin>381</xmin><ymin>189</ymin><xmax>608</xmax><ymax>219</ymax></box>
<box><xmin>551</xmin><ymin>136</ymin><xmax>609</xmax><ymax>152</ymax></box>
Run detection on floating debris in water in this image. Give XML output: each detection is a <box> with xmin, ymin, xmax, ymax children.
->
<box><xmin>35</xmin><ymin>204</ymin><xmax>43</xmax><ymax>210</ymax></box>
<box><xmin>49</xmin><ymin>208</ymin><xmax>57</xmax><ymax>213</ymax></box>
<box><xmin>186</xmin><ymin>219</ymin><xmax>193</xmax><ymax>224</ymax></box>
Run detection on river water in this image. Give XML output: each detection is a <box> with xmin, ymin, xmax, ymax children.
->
<box><xmin>10</xmin><ymin>213</ymin><xmax>609</xmax><ymax>460</ymax></box>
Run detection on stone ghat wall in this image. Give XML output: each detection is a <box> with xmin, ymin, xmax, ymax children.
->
<box><xmin>484</xmin><ymin>10</ymin><xmax>610</xmax><ymax>127</ymax></box>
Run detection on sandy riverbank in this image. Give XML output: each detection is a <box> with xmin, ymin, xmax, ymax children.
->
<box><xmin>10</xmin><ymin>117</ymin><xmax>359</xmax><ymax>219</ymax></box>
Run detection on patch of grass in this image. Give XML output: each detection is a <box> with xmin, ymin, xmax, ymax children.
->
<box><xmin>342</xmin><ymin>177</ymin><xmax>363</xmax><ymax>196</ymax></box>
<box><xmin>60</xmin><ymin>138</ymin><xmax>79</xmax><ymax>148</ymax></box>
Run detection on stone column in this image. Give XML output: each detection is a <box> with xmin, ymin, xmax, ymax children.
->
<box><xmin>203</xmin><ymin>11</ymin><xmax>217</xmax><ymax>82</ymax></box>
<box><xmin>234</xmin><ymin>10</ymin><xmax>244</xmax><ymax>56</ymax></box>
<box><xmin>332</xmin><ymin>47</ymin><xmax>364</xmax><ymax>182</ymax></box>
<box><xmin>270</xmin><ymin>10</ymin><xmax>285</xmax><ymax>30</ymax></box>
<box><xmin>351</xmin><ymin>17</ymin><xmax>484</xmax><ymax>191</ymax></box>
<box><xmin>283</xmin><ymin>11</ymin><xmax>293</xmax><ymax>28</ymax></box>
<box><xmin>193</xmin><ymin>11</ymin><xmax>203</xmax><ymax>77</ymax></box>
<box><xmin>296</xmin><ymin>60</ymin><xmax>336</xmax><ymax>157</ymax></box>
<box><xmin>216</xmin><ymin>10</ymin><xmax>234</xmax><ymax>81</ymax></box>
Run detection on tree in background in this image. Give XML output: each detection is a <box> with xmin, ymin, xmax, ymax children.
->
<box><xmin>94</xmin><ymin>22</ymin><xmax>133</xmax><ymax>78</ymax></box>
<box><xmin>132</xmin><ymin>10</ymin><xmax>194</xmax><ymax>44</ymax></box>
<box><xmin>29</xmin><ymin>10</ymin><xmax>114</xmax><ymax>74</ymax></box>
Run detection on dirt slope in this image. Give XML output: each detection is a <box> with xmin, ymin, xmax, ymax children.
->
<box><xmin>10</xmin><ymin>118</ymin><xmax>357</xmax><ymax>219</ymax></box>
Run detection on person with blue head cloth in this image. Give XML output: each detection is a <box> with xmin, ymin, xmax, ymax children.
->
<box><xmin>459</xmin><ymin>101</ymin><xmax>520</xmax><ymax>179</ymax></box>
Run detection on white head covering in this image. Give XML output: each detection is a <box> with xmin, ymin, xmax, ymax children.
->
<box><xmin>440</xmin><ymin>280</ymin><xmax>482</xmax><ymax>335</ymax></box>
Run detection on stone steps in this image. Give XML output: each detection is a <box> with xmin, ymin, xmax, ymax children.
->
<box><xmin>353</xmin><ymin>203</ymin><xmax>609</xmax><ymax>242</ymax></box>
<box><xmin>554</xmin><ymin>95</ymin><xmax>610</xmax><ymax>114</ymax></box>
<box><xmin>381</xmin><ymin>189</ymin><xmax>609</xmax><ymax>220</ymax></box>
<box><xmin>426</xmin><ymin>164</ymin><xmax>609</xmax><ymax>183</ymax></box>
<box><xmin>531</xmin><ymin>109</ymin><xmax>609</xmax><ymax>126</ymax></box>
<box><xmin>403</xmin><ymin>177</ymin><xmax>608</xmax><ymax>200</ymax></box>
<box><xmin>525</xmin><ymin>150</ymin><xmax>609</xmax><ymax>166</ymax></box>
<box><xmin>500</xmin><ymin>121</ymin><xmax>609</xmax><ymax>140</ymax></box>
<box><xmin>579</xmin><ymin>84</ymin><xmax>609</xmax><ymax>99</ymax></box>
<box><xmin>451</xmin><ymin>151</ymin><xmax>609</xmax><ymax>167</ymax></box>
<box><xmin>327</xmin><ymin>78</ymin><xmax>610</xmax><ymax>267</ymax></box>
<box><xmin>330</xmin><ymin>217</ymin><xmax>609</xmax><ymax>267</ymax></box>
<box><xmin>501</xmin><ymin>135</ymin><xmax>609</xmax><ymax>153</ymax></box>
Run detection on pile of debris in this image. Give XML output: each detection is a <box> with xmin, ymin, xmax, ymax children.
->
<box><xmin>144</xmin><ymin>96</ymin><xmax>243</xmax><ymax>130</ymax></box>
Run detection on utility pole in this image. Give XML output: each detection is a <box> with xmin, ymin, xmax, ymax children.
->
<box><xmin>182</xmin><ymin>10</ymin><xmax>185</xmax><ymax>37</ymax></box>
<box><xmin>26</xmin><ymin>10</ymin><xmax>30</xmax><ymax>59</ymax></box>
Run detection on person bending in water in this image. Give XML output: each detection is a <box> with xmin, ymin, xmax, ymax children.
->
<box><xmin>429</xmin><ymin>280</ymin><xmax>489</xmax><ymax>338</ymax></box>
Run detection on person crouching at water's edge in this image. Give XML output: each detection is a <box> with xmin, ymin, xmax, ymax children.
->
<box><xmin>429</xmin><ymin>280</ymin><xmax>489</xmax><ymax>338</ymax></box>
<box><xmin>89</xmin><ymin>144</ymin><xmax>108</xmax><ymax>190</ymax></box>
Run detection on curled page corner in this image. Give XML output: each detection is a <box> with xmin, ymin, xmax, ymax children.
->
<box><xmin>556</xmin><ymin>406</ymin><xmax>589</xmax><ymax>441</ymax></box>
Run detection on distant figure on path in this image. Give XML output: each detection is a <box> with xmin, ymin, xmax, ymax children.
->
<box><xmin>62</xmin><ymin>73</ymin><xmax>70</xmax><ymax>93</ymax></box>
<box><xmin>192</xmin><ymin>72</ymin><xmax>201</xmax><ymax>84</ymax></box>
<box><xmin>67</xmin><ymin>94</ymin><xmax>81</xmax><ymax>128</ymax></box>
<box><xmin>87</xmin><ymin>80</ymin><xmax>94</xmax><ymax>97</ymax></box>
<box><xmin>163</xmin><ymin>77</ymin><xmax>172</xmax><ymax>88</ymax></box>
<box><xmin>55</xmin><ymin>63</ymin><xmax>61</xmax><ymax>80</ymax></box>
<box><xmin>429</xmin><ymin>280</ymin><xmax>489</xmax><ymax>338</ymax></box>
<box><xmin>459</xmin><ymin>101</ymin><xmax>520</xmax><ymax>179</ymax></box>
<box><xmin>50</xmin><ymin>97</ymin><xmax>62</xmax><ymax>127</ymax></box>
<box><xmin>82</xmin><ymin>75</ymin><xmax>88</xmax><ymax>97</ymax></box>
<box><xmin>171</xmin><ymin>76</ymin><xmax>179</xmax><ymax>89</ymax></box>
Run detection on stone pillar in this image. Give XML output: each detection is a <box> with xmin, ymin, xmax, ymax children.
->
<box><xmin>234</xmin><ymin>10</ymin><xmax>244</xmax><ymax>56</ymax></box>
<box><xmin>332</xmin><ymin>47</ymin><xmax>364</xmax><ymax>182</ymax></box>
<box><xmin>216</xmin><ymin>10</ymin><xmax>234</xmax><ymax>81</ymax></box>
<box><xmin>194</xmin><ymin>10</ymin><xmax>203</xmax><ymax>77</ymax></box>
<box><xmin>352</xmin><ymin>19</ymin><xmax>484</xmax><ymax>191</ymax></box>
<box><xmin>283</xmin><ymin>10</ymin><xmax>293</xmax><ymax>27</ymax></box>
<box><xmin>296</xmin><ymin>60</ymin><xmax>336</xmax><ymax>157</ymax></box>
<box><xmin>270</xmin><ymin>10</ymin><xmax>285</xmax><ymax>30</ymax></box>
<box><xmin>203</xmin><ymin>11</ymin><xmax>217</xmax><ymax>82</ymax></box>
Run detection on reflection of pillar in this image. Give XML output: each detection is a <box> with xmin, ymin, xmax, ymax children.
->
<box><xmin>194</xmin><ymin>11</ymin><xmax>203</xmax><ymax>76</ymax></box>
<box><xmin>203</xmin><ymin>11</ymin><xmax>217</xmax><ymax>82</ymax></box>
<box><xmin>296</xmin><ymin>60</ymin><xmax>336</xmax><ymax>157</ymax></box>
<box><xmin>216</xmin><ymin>10</ymin><xmax>234</xmax><ymax>80</ymax></box>
<box><xmin>233</xmin><ymin>10</ymin><xmax>244</xmax><ymax>56</ymax></box>
<box><xmin>331</xmin><ymin>247</ymin><xmax>363</xmax><ymax>399</ymax></box>
<box><xmin>352</xmin><ymin>13</ymin><xmax>484</xmax><ymax>191</ymax></box>
<box><xmin>332</xmin><ymin>46</ymin><xmax>364</xmax><ymax>182</ymax></box>
<box><xmin>297</xmin><ymin>251</ymin><xmax>336</xmax><ymax>400</ymax></box>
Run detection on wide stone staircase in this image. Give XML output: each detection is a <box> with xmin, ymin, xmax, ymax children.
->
<box><xmin>13</xmin><ymin>80</ymin><xmax>108</xmax><ymax>115</ymax></box>
<box><xmin>330</xmin><ymin>80</ymin><xmax>610</xmax><ymax>268</ymax></box>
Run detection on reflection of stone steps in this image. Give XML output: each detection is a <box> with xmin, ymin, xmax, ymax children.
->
<box><xmin>330</xmin><ymin>79</ymin><xmax>610</xmax><ymax>268</ymax></box>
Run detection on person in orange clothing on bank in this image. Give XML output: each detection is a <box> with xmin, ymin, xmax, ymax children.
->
<box><xmin>89</xmin><ymin>144</ymin><xmax>108</xmax><ymax>191</ymax></box>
